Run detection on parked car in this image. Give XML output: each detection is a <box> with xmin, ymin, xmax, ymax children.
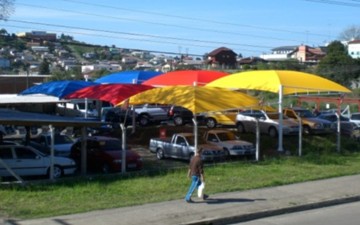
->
<box><xmin>27</xmin><ymin>133</ymin><xmax>74</xmax><ymax>157</ymax></box>
<box><xmin>149</xmin><ymin>133</ymin><xmax>225</xmax><ymax>161</ymax></box>
<box><xmin>70</xmin><ymin>136</ymin><xmax>143</xmax><ymax>173</ymax></box>
<box><xmin>198</xmin><ymin>109</ymin><xmax>240</xmax><ymax>128</ymax></box>
<box><xmin>133</xmin><ymin>104</ymin><xmax>170</xmax><ymax>126</ymax></box>
<box><xmin>102</xmin><ymin>107</ymin><xmax>137</xmax><ymax>126</ymax></box>
<box><xmin>349</xmin><ymin>112</ymin><xmax>360</xmax><ymax>128</ymax></box>
<box><xmin>283</xmin><ymin>107</ymin><xmax>333</xmax><ymax>135</ymax></box>
<box><xmin>166</xmin><ymin>105</ymin><xmax>194</xmax><ymax>126</ymax></box>
<box><xmin>204</xmin><ymin>129</ymin><xmax>255</xmax><ymax>157</ymax></box>
<box><xmin>316</xmin><ymin>113</ymin><xmax>356</xmax><ymax>136</ymax></box>
<box><xmin>56</xmin><ymin>99</ymin><xmax>98</xmax><ymax>118</ymax></box>
<box><xmin>236</xmin><ymin>110</ymin><xmax>300</xmax><ymax>137</ymax></box>
<box><xmin>0</xmin><ymin>144</ymin><xmax>77</xmax><ymax>178</ymax></box>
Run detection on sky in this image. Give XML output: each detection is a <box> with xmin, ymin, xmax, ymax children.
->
<box><xmin>1</xmin><ymin>0</ymin><xmax>359</xmax><ymax>57</ymax></box>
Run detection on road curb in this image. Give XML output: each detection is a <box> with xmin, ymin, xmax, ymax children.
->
<box><xmin>184</xmin><ymin>195</ymin><xmax>360</xmax><ymax>225</ymax></box>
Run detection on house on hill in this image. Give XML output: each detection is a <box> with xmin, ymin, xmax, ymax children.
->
<box><xmin>348</xmin><ymin>40</ymin><xmax>360</xmax><ymax>59</ymax></box>
<box><xmin>260</xmin><ymin>45</ymin><xmax>326</xmax><ymax>64</ymax></box>
<box><xmin>206</xmin><ymin>47</ymin><xmax>237</xmax><ymax>69</ymax></box>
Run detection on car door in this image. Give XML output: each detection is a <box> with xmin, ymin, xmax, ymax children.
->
<box><xmin>86</xmin><ymin>140</ymin><xmax>102</xmax><ymax>171</ymax></box>
<box><xmin>0</xmin><ymin>146</ymin><xmax>16</xmax><ymax>177</ymax></box>
<box><xmin>13</xmin><ymin>146</ymin><xmax>47</xmax><ymax>176</ymax></box>
<box><xmin>174</xmin><ymin>136</ymin><xmax>187</xmax><ymax>159</ymax></box>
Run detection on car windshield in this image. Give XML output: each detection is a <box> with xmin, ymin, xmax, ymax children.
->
<box><xmin>99</xmin><ymin>139</ymin><xmax>122</xmax><ymax>151</ymax></box>
<box><xmin>267</xmin><ymin>113</ymin><xmax>289</xmax><ymax>120</ymax></box>
<box><xmin>217</xmin><ymin>132</ymin><xmax>235</xmax><ymax>141</ymax></box>
<box><xmin>295</xmin><ymin>110</ymin><xmax>315</xmax><ymax>118</ymax></box>
<box><xmin>48</xmin><ymin>135</ymin><xmax>74</xmax><ymax>145</ymax></box>
<box><xmin>46</xmin><ymin>135</ymin><xmax>74</xmax><ymax>145</ymax></box>
<box><xmin>351</xmin><ymin>114</ymin><xmax>360</xmax><ymax>120</ymax></box>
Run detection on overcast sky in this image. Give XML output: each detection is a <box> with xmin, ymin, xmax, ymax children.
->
<box><xmin>1</xmin><ymin>0</ymin><xmax>359</xmax><ymax>57</ymax></box>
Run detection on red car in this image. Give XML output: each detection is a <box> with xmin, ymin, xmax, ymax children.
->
<box><xmin>70</xmin><ymin>136</ymin><xmax>143</xmax><ymax>173</ymax></box>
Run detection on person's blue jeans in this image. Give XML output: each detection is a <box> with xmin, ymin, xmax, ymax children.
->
<box><xmin>185</xmin><ymin>175</ymin><xmax>201</xmax><ymax>201</ymax></box>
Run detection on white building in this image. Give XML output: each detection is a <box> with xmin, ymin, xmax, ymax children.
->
<box><xmin>260</xmin><ymin>46</ymin><xmax>297</xmax><ymax>61</ymax></box>
<box><xmin>348</xmin><ymin>40</ymin><xmax>360</xmax><ymax>59</ymax></box>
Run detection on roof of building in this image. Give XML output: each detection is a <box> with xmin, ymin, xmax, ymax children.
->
<box><xmin>208</xmin><ymin>47</ymin><xmax>236</xmax><ymax>56</ymax></box>
<box><xmin>271</xmin><ymin>46</ymin><xmax>298</xmax><ymax>51</ymax></box>
<box><xmin>349</xmin><ymin>40</ymin><xmax>360</xmax><ymax>44</ymax></box>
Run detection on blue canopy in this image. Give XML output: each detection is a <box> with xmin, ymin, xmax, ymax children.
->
<box><xmin>95</xmin><ymin>70</ymin><xmax>163</xmax><ymax>84</ymax></box>
<box><xmin>19</xmin><ymin>80</ymin><xmax>97</xmax><ymax>98</ymax></box>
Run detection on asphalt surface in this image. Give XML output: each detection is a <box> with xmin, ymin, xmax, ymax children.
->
<box><xmin>2</xmin><ymin>174</ymin><xmax>360</xmax><ymax>225</ymax></box>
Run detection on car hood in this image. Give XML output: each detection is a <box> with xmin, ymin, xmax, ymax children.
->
<box><xmin>303</xmin><ymin>117</ymin><xmax>331</xmax><ymax>124</ymax></box>
<box><xmin>276</xmin><ymin>119</ymin><xmax>298</xmax><ymax>126</ymax></box>
<box><xmin>199</xmin><ymin>143</ymin><xmax>223</xmax><ymax>151</ymax></box>
<box><xmin>222</xmin><ymin>140</ymin><xmax>253</xmax><ymax>146</ymax></box>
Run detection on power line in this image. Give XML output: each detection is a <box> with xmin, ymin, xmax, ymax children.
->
<box><xmin>7</xmin><ymin>19</ymin><xmax>274</xmax><ymax>49</ymax></box>
<box><xmin>60</xmin><ymin>0</ymin><xmax>331</xmax><ymax>39</ymax></box>
<box><xmin>10</xmin><ymin>0</ymin><xmax>348</xmax><ymax>56</ymax></box>
<box><xmin>15</xmin><ymin>2</ymin><xmax>305</xmax><ymax>44</ymax></box>
<box><xmin>303</xmin><ymin>0</ymin><xmax>360</xmax><ymax>7</ymax></box>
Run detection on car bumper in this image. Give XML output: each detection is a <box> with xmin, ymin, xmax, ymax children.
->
<box><xmin>229</xmin><ymin>149</ymin><xmax>256</xmax><ymax>156</ymax></box>
<box><xmin>63</xmin><ymin>165</ymin><xmax>77</xmax><ymax>175</ymax></box>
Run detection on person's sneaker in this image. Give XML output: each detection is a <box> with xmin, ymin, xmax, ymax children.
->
<box><xmin>203</xmin><ymin>194</ymin><xmax>209</xmax><ymax>200</ymax></box>
<box><xmin>185</xmin><ymin>199</ymin><xmax>193</xmax><ymax>203</ymax></box>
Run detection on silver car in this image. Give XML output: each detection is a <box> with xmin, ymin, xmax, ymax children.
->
<box><xmin>0</xmin><ymin>144</ymin><xmax>77</xmax><ymax>179</ymax></box>
<box><xmin>236</xmin><ymin>110</ymin><xmax>300</xmax><ymax>137</ymax></box>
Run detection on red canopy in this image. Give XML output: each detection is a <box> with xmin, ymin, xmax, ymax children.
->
<box><xmin>64</xmin><ymin>84</ymin><xmax>154</xmax><ymax>105</ymax></box>
<box><xmin>142</xmin><ymin>70</ymin><xmax>229</xmax><ymax>86</ymax></box>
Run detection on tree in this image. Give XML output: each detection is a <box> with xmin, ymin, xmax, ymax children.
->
<box><xmin>339</xmin><ymin>25</ymin><xmax>360</xmax><ymax>41</ymax></box>
<box><xmin>0</xmin><ymin>0</ymin><xmax>14</xmax><ymax>20</ymax></box>
<box><xmin>316</xmin><ymin>41</ymin><xmax>359</xmax><ymax>87</ymax></box>
<box><xmin>38</xmin><ymin>59</ymin><xmax>50</xmax><ymax>75</ymax></box>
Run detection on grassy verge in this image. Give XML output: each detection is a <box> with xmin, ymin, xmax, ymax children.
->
<box><xmin>1</xmin><ymin>129</ymin><xmax>360</xmax><ymax>220</ymax></box>
<box><xmin>1</xmin><ymin>151</ymin><xmax>360</xmax><ymax>219</ymax></box>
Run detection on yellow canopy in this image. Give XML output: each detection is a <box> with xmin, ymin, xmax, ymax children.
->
<box><xmin>207</xmin><ymin>70</ymin><xmax>351</xmax><ymax>95</ymax></box>
<box><xmin>117</xmin><ymin>85</ymin><xmax>261</xmax><ymax>114</ymax></box>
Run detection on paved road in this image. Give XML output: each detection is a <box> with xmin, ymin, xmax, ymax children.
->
<box><xmin>233</xmin><ymin>201</ymin><xmax>360</xmax><ymax>225</ymax></box>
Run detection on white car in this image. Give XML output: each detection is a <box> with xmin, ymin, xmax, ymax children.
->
<box><xmin>350</xmin><ymin>112</ymin><xmax>360</xmax><ymax>128</ymax></box>
<box><xmin>236</xmin><ymin>110</ymin><xmax>300</xmax><ymax>137</ymax></box>
<box><xmin>204</xmin><ymin>129</ymin><xmax>255</xmax><ymax>157</ymax></box>
<box><xmin>28</xmin><ymin>133</ymin><xmax>74</xmax><ymax>157</ymax></box>
<box><xmin>0</xmin><ymin>144</ymin><xmax>77</xmax><ymax>178</ymax></box>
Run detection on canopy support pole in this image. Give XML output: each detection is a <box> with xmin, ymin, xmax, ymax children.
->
<box><xmin>255</xmin><ymin>118</ymin><xmax>260</xmax><ymax>161</ymax></box>
<box><xmin>278</xmin><ymin>85</ymin><xmax>284</xmax><ymax>152</ymax></box>
<box><xmin>49</xmin><ymin>125</ymin><xmax>54</xmax><ymax>180</ymax></box>
<box><xmin>81</xmin><ymin>127</ymin><xmax>87</xmax><ymax>175</ymax></box>
<box><xmin>192</xmin><ymin>117</ymin><xmax>198</xmax><ymax>156</ymax></box>
<box><xmin>120</xmin><ymin>123</ymin><xmax>127</xmax><ymax>173</ymax></box>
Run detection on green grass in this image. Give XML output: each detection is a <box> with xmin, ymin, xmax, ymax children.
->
<box><xmin>1</xmin><ymin>151</ymin><xmax>360</xmax><ymax>219</ymax></box>
<box><xmin>1</xmin><ymin>130</ymin><xmax>360</xmax><ymax>220</ymax></box>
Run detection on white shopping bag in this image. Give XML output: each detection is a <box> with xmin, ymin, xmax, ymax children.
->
<box><xmin>197</xmin><ymin>182</ymin><xmax>205</xmax><ymax>198</ymax></box>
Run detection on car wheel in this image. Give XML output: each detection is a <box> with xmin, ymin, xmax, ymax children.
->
<box><xmin>173</xmin><ymin>116</ymin><xmax>184</xmax><ymax>126</ymax></box>
<box><xmin>303</xmin><ymin>125</ymin><xmax>312</xmax><ymax>135</ymax></box>
<box><xmin>102</xmin><ymin>163</ymin><xmax>111</xmax><ymax>174</ymax></box>
<box><xmin>269</xmin><ymin>127</ymin><xmax>278</xmax><ymax>138</ymax></box>
<box><xmin>206</xmin><ymin>118</ymin><xmax>217</xmax><ymax>128</ymax></box>
<box><xmin>224</xmin><ymin>149</ymin><xmax>230</xmax><ymax>158</ymax></box>
<box><xmin>237</xmin><ymin>123</ymin><xmax>245</xmax><ymax>133</ymax></box>
<box><xmin>156</xmin><ymin>148</ymin><xmax>164</xmax><ymax>160</ymax></box>
<box><xmin>51</xmin><ymin>166</ymin><xmax>63</xmax><ymax>179</ymax></box>
<box><xmin>139</xmin><ymin>115</ymin><xmax>150</xmax><ymax>126</ymax></box>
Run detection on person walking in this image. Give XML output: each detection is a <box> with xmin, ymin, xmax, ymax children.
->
<box><xmin>185</xmin><ymin>148</ymin><xmax>208</xmax><ymax>203</ymax></box>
